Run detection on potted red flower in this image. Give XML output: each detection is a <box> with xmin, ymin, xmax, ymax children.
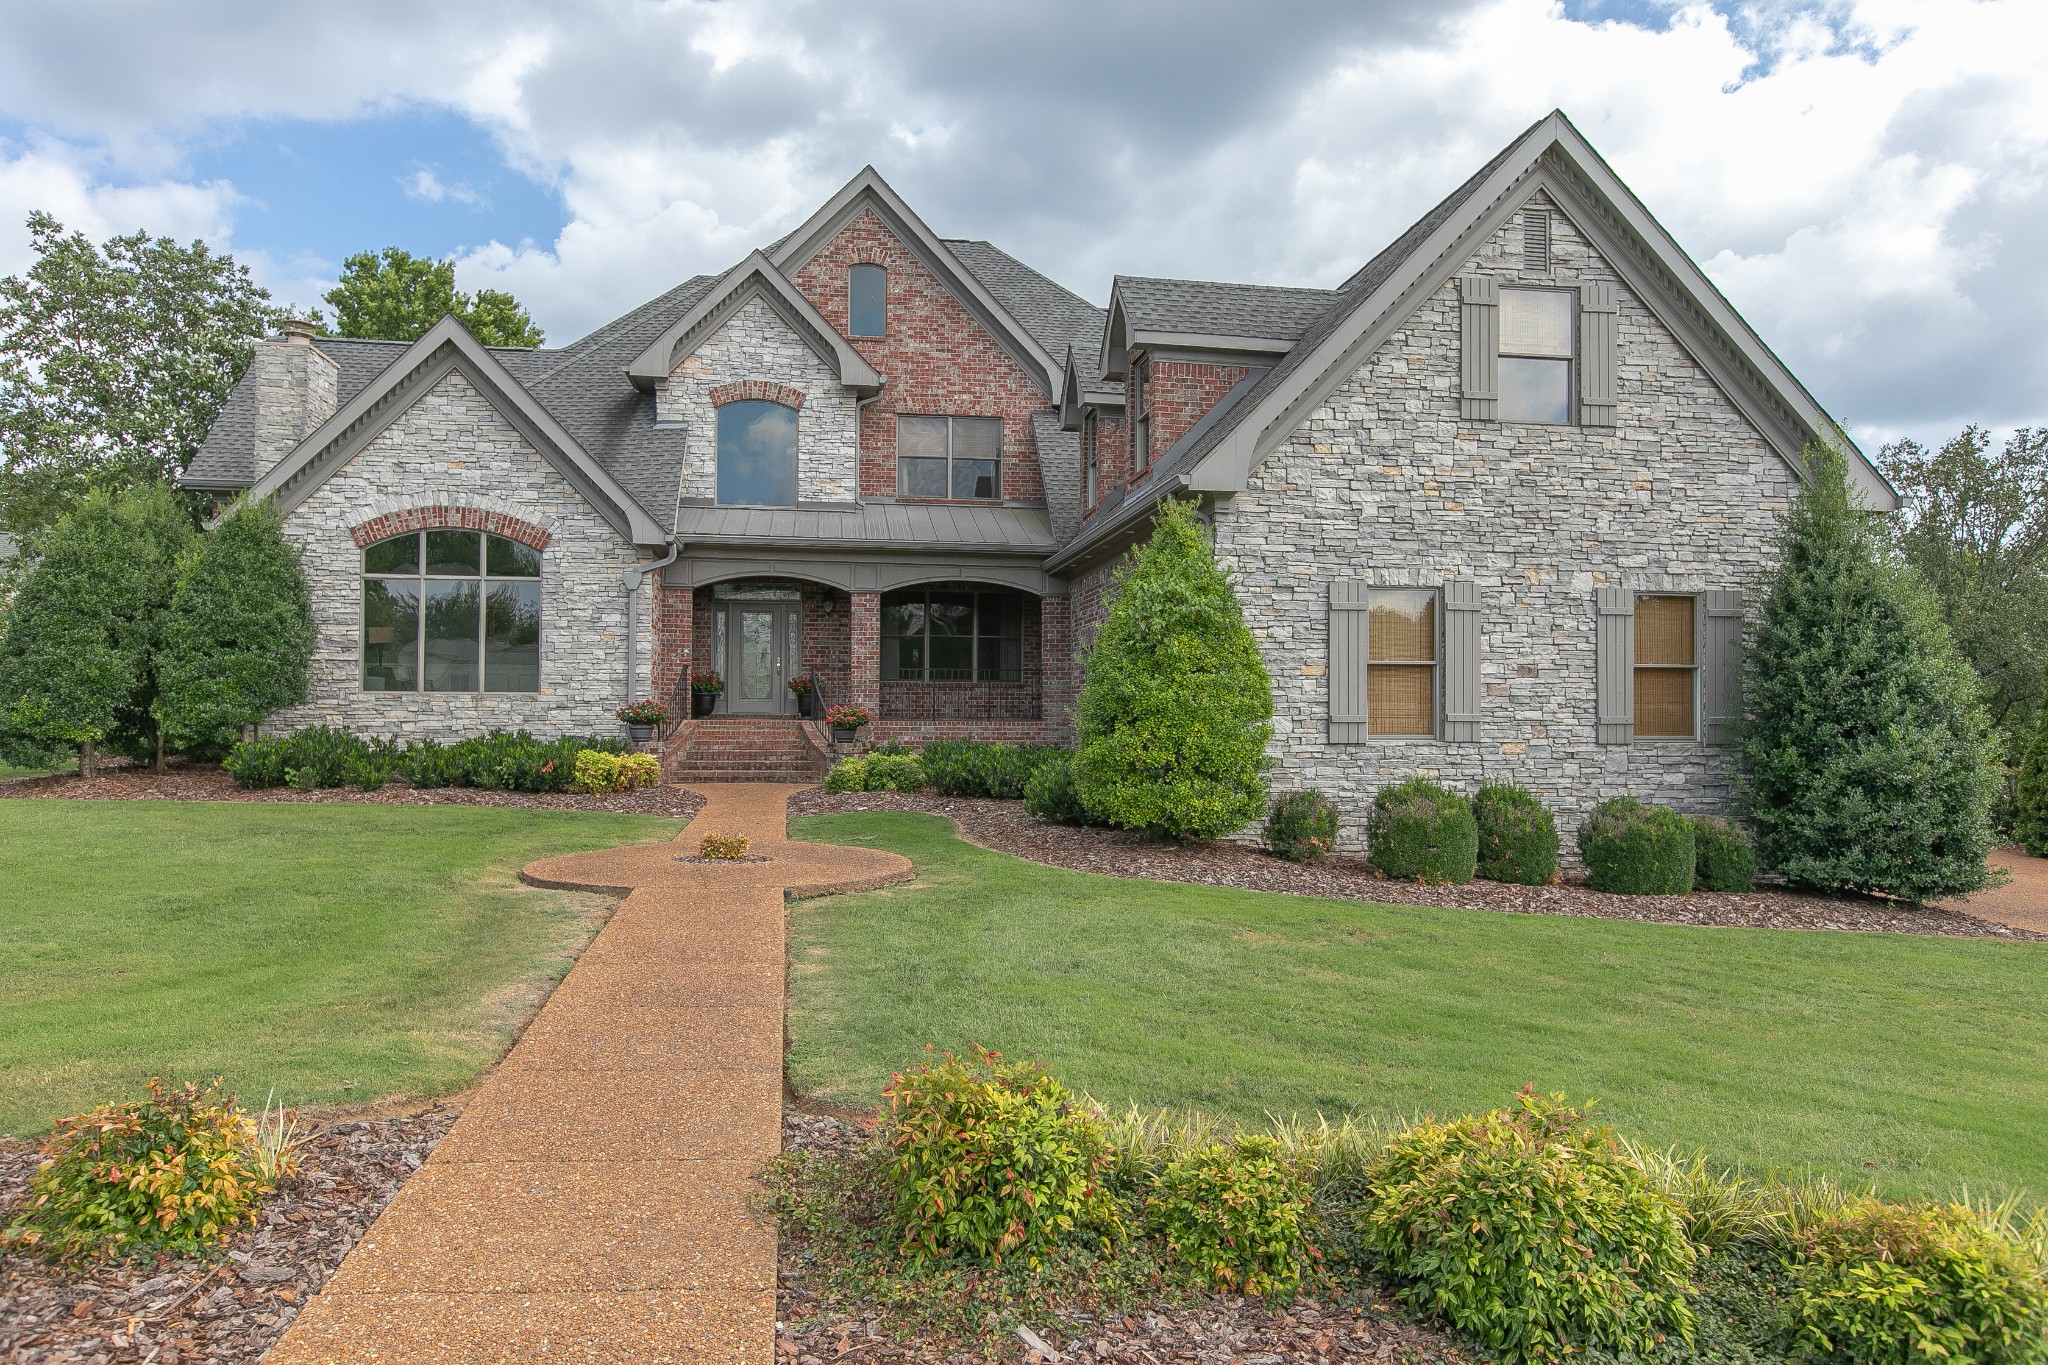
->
<box><xmin>689</xmin><ymin>671</ymin><xmax>724</xmax><ymax>718</ymax></box>
<box><xmin>617</xmin><ymin>699</ymin><xmax>671</xmax><ymax>742</ymax></box>
<box><xmin>824</xmin><ymin>702</ymin><xmax>870</xmax><ymax>744</ymax></box>
<box><xmin>787</xmin><ymin>674</ymin><xmax>819</xmax><ymax>718</ymax></box>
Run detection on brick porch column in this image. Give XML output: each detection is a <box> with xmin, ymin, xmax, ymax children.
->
<box><xmin>850</xmin><ymin>590</ymin><xmax>881</xmax><ymax>715</ymax></box>
<box><xmin>651</xmin><ymin>580</ymin><xmax>693</xmax><ymax>711</ymax></box>
<box><xmin>1040</xmin><ymin>593</ymin><xmax>1075</xmax><ymax>741</ymax></box>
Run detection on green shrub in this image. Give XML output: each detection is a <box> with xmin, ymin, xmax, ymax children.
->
<box><xmin>2017</xmin><ymin>668</ymin><xmax>2048</xmax><ymax>857</ymax></box>
<box><xmin>1073</xmin><ymin>499</ymin><xmax>1273</xmax><ymax>840</ymax></box>
<box><xmin>1367</xmin><ymin>778</ymin><xmax>1477</xmax><ymax>884</ymax></box>
<box><xmin>224</xmin><ymin>726</ymin><xmax>622</xmax><ymax>792</ymax></box>
<box><xmin>569</xmin><ymin>749</ymin><xmax>660</xmax><ymax>793</ymax></box>
<box><xmin>1788</xmin><ymin>1200</ymin><xmax>2047</xmax><ymax>1364</ymax></box>
<box><xmin>865</xmin><ymin>752</ymin><xmax>926</xmax><ymax>792</ymax></box>
<box><xmin>1578</xmin><ymin>797</ymin><xmax>1696</xmax><ymax>895</ymax></box>
<box><xmin>921</xmin><ymin>740</ymin><xmax>1066</xmax><ymax>800</ymax></box>
<box><xmin>3</xmin><ymin>1076</ymin><xmax>281</xmax><ymax>1262</ymax></box>
<box><xmin>223</xmin><ymin>724</ymin><xmax>364</xmax><ymax>789</ymax></box>
<box><xmin>824</xmin><ymin>755</ymin><xmax>869</xmax><ymax>792</ymax></box>
<box><xmin>1266</xmin><ymin>789</ymin><xmax>1340</xmax><ymax>862</ymax></box>
<box><xmin>1474</xmin><ymin>783</ymin><xmax>1560</xmax><ymax>885</ymax></box>
<box><xmin>1360</xmin><ymin>1090</ymin><xmax>1698</xmax><ymax>1364</ymax></box>
<box><xmin>1148</xmin><ymin>1134</ymin><xmax>1319</xmax><ymax>1297</ymax></box>
<box><xmin>1691</xmin><ymin>815</ymin><xmax>1758</xmax><ymax>893</ymax></box>
<box><xmin>1023</xmin><ymin>750</ymin><xmax>1098</xmax><ymax>826</ymax></box>
<box><xmin>882</xmin><ymin>1046</ymin><xmax>1125</xmax><ymax>1265</ymax></box>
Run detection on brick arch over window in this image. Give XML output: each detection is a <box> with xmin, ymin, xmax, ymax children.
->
<box><xmin>348</xmin><ymin>505</ymin><xmax>553</xmax><ymax>552</ymax></box>
<box><xmin>708</xmin><ymin>380</ymin><xmax>807</xmax><ymax>411</ymax></box>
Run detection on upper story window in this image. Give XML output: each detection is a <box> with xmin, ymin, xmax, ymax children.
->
<box><xmin>898</xmin><ymin>415</ymin><xmax>1001</xmax><ymax>500</ymax></box>
<box><xmin>1367</xmin><ymin>589</ymin><xmax>1437</xmax><ymax>737</ymax></box>
<box><xmin>716</xmin><ymin>400</ymin><xmax>799</xmax><ymax>506</ymax></box>
<box><xmin>880</xmin><ymin>584</ymin><xmax>1023</xmax><ymax>682</ymax></box>
<box><xmin>362</xmin><ymin>529</ymin><xmax>540</xmax><ymax>694</ymax></box>
<box><xmin>1634</xmin><ymin>594</ymin><xmax>1697</xmax><ymax>738</ymax></box>
<box><xmin>1498</xmin><ymin>287</ymin><xmax>1573</xmax><ymax>424</ymax></box>
<box><xmin>1132</xmin><ymin>354</ymin><xmax>1152</xmax><ymax>472</ymax></box>
<box><xmin>1082</xmin><ymin>409</ymin><xmax>1100</xmax><ymax>505</ymax></box>
<box><xmin>848</xmin><ymin>264</ymin><xmax>886</xmax><ymax>337</ymax></box>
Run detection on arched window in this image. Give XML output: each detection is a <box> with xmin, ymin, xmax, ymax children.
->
<box><xmin>848</xmin><ymin>263</ymin><xmax>886</xmax><ymax>337</ymax></box>
<box><xmin>362</xmin><ymin>529</ymin><xmax>541</xmax><ymax>693</ymax></box>
<box><xmin>716</xmin><ymin>400</ymin><xmax>799</xmax><ymax>506</ymax></box>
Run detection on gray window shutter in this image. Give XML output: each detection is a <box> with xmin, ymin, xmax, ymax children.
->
<box><xmin>1702</xmin><ymin>589</ymin><xmax>1744</xmax><ymax>744</ymax></box>
<box><xmin>1442</xmin><ymin>578</ymin><xmax>1482</xmax><ymax>742</ymax></box>
<box><xmin>1579</xmin><ymin>281</ymin><xmax>1618</xmax><ymax>427</ymax></box>
<box><xmin>1329</xmin><ymin>579</ymin><xmax>1370</xmax><ymax>743</ymax></box>
<box><xmin>1595</xmin><ymin>586</ymin><xmax>1635</xmax><ymax>745</ymax></box>
<box><xmin>1459</xmin><ymin>277</ymin><xmax>1498</xmax><ymax>420</ymax></box>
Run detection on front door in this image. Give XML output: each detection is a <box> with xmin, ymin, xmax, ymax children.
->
<box><xmin>724</xmin><ymin>603</ymin><xmax>798</xmax><ymax>714</ymax></box>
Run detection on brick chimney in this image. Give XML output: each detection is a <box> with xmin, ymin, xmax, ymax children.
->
<box><xmin>249</xmin><ymin>319</ymin><xmax>339</xmax><ymax>482</ymax></box>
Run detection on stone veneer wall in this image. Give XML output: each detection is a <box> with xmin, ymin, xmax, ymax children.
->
<box><xmin>249</xmin><ymin>338</ymin><xmax>339</xmax><ymax>482</ymax></box>
<box><xmin>1212</xmin><ymin>191</ymin><xmax>1796</xmax><ymax>847</ymax></box>
<box><xmin>266</xmin><ymin>370</ymin><xmax>652</xmax><ymax>739</ymax></box>
<box><xmin>658</xmin><ymin>296</ymin><xmax>859</xmax><ymax>504</ymax></box>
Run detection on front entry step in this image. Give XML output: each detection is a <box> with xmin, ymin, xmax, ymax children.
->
<box><xmin>665</xmin><ymin>716</ymin><xmax>831</xmax><ymax>784</ymax></box>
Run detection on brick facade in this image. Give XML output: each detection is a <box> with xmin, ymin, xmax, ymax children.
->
<box><xmin>708</xmin><ymin>380</ymin><xmax>808</xmax><ymax>411</ymax></box>
<box><xmin>348</xmin><ymin>504</ymin><xmax>552</xmax><ymax>551</ymax></box>
<box><xmin>1141</xmin><ymin>360</ymin><xmax>1250</xmax><ymax>460</ymax></box>
<box><xmin>1082</xmin><ymin>412</ymin><xmax>1131</xmax><ymax>519</ymax></box>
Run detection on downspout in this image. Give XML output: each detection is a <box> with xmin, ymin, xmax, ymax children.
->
<box><xmin>622</xmin><ymin>541</ymin><xmax>682</xmax><ymax>706</ymax></box>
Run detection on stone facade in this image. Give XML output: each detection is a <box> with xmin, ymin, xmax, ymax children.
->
<box><xmin>249</xmin><ymin>334</ymin><xmax>338</xmax><ymax>481</ymax></box>
<box><xmin>659</xmin><ymin>296</ymin><xmax>859</xmax><ymax>504</ymax></box>
<box><xmin>1211</xmin><ymin>193</ymin><xmax>1795</xmax><ymax>846</ymax></box>
<box><xmin>267</xmin><ymin>370</ymin><xmax>652</xmax><ymax>740</ymax></box>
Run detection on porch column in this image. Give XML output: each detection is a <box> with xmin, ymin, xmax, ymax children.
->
<box><xmin>850</xmin><ymin>590</ymin><xmax>881</xmax><ymax>715</ymax></box>
<box><xmin>651</xmin><ymin>580</ymin><xmax>693</xmax><ymax>710</ymax></box>
<box><xmin>1040</xmin><ymin>593</ymin><xmax>1076</xmax><ymax>740</ymax></box>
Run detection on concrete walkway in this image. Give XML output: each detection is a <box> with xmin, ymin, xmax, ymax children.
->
<box><xmin>265</xmin><ymin>784</ymin><xmax>911</xmax><ymax>1365</ymax></box>
<box><xmin>1942</xmin><ymin>846</ymin><xmax>2048</xmax><ymax>935</ymax></box>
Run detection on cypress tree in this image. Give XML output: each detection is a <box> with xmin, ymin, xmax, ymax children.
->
<box><xmin>1738</xmin><ymin>445</ymin><xmax>2002</xmax><ymax>900</ymax></box>
<box><xmin>1073</xmin><ymin>498</ymin><xmax>1272</xmax><ymax>839</ymax></box>
<box><xmin>159</xmin><ymin>498</ymin><xmax>314</xmax><ymax>755</ymax></box>
<box><xmin>2014</xmin><ymin>663</ymin><xmax>2048</xmax><ymax>857</ymax></box>
<box><xmin>0</xmin><ymin>485</ymin><xmax>193</xmax><ymax>774</ymax></box>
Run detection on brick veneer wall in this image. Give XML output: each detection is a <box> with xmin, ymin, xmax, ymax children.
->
<box><xmin>652</xmin><ymin>582</ymin><xmax>693</xmax><ymax>709</ymax></box>
<box><xmin>800</xmin><ymin>585</ymin><xmax>852</xmax><ymax>706</ymax></box>
<box><xmin>788</xmin><ymin>210</ymin><xmax>1051</xmax><ymax>503</ymax></box>
<box><xmin>1142</xmin><ymin>359</ymin><xmax>1250</xmax><ymax>460</ymax></box>
<box><xmin>1083</xmin><ymin>412</ymin><xmax>1131</xmax><ymax>519</ymax></box>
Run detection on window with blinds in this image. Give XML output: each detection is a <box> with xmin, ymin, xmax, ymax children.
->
<box><xmin>1634</xmin><ymin>594</ymin><xmax>1697</xmax><ymax>738</ymax></box>
<box><xmin>1367</xmin><ymin>589</ymin><xmax>1437</xmax><ymax>736</ymax></box>
<box><xmin>1499</xmin><ymin>288</ymin><xmax>1573</xmax><ymax>424</ymax></box>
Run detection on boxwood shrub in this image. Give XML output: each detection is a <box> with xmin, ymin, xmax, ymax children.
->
<box><xmin>1266</xmin><ymin>789</ymin><xmax>1340</xmax><ymax>862</ymax></box>
<box><xmin>1024</xmin><ymin>750</ymin><xmax>1100</xmax><ymax>827</ymax></box>
<box><xmin>1690</xmin><ymin>814</ymin><xmax>1759</xmax><ymax>893</ymax></box>
<box><xmin>920</xmin><ymin>739</ymin><xmax>1066</xmax><ymax>800</ymax></box>
<box><xmin>1473</xmin><ymin>782</ymin><xmax>1559</xmax><ymax>885</ymax></box>
<box><xmin>224</xmin><ymin>727</ymin><xmax>624</xmax><ymax>794</ymax></box>
<box><xmin>1577</xmin><ymin>797</ymin><xmax>1696</xmax><ymax>895</ymax></box>
<box><xmin>1367</xmin><ymin>778</ymin><xmax>1477</xmax><ymax>884</ymax></box>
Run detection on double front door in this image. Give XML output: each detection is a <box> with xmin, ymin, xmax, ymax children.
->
<box><xmin>720</xmin><ymin>602</ymin><xmax>800</xmax><ymax>715</ymax></box>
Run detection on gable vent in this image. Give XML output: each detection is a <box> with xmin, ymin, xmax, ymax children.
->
<box><xmin>1522</xmin><ymin>209</ymin><xmax>1551</xmax><ymax>274</ymax></box>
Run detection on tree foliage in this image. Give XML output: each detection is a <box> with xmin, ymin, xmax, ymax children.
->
<box><xmin>1880</xmin><ymin>426</ymin><xmax>2048</xmax><ymax>757</ymax></box>
<box><xmin>0</xmin><ymin>212</ymin><xmax>281</xmax><ymax>536</ymax></box>
<box><xmin>0</xmin><ymin>485</ymin><xmax>194</xmax><ymax>773</ymax></box>
<box><xmin>1738</xmin><ymin>445</ymin><xmax>2002</xmax><ymax>901</ymax></box>
<box><xmin>323</xmin><ymin>247</ymin><xmax>544</xmax><ymax>347</ymax></box>
<box><xmin>1073</xmin><ymin>499</ymin><xmax>1272</xmax><ymax>840</ymax></box>
<box><xmin>2015</xmin><ymin>663</ymin><xmax>2048</xmax><ymax>857</ymax></box>
<box><xmin>158</xmin><ymin>498</ymin><xmax>314</xmax><ymax>755</ymax></box>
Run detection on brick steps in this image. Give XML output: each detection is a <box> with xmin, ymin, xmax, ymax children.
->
<box><xmin>665</xmin><ymin>716</ymin><xmax>831</xmax><ymax>784</ymax></box>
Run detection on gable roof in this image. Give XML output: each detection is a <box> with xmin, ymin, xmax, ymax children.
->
<box><xmin>624</xmin><ymin>251</ymin><xmax>881</xmax><ymax>394</ymax></box>
<box><xmin>1102</xmin><ymin>277</ymin><xmax>1337</xmax><ymax>371</ymax></box>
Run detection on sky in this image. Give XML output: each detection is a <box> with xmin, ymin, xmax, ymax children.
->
<box><xmin>0</xmin><ymin>0</ymin><xmax>2042</xmax><ymax>451</ymax></box>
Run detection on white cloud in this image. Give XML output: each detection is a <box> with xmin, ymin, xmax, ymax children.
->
<box><xmin>401</xmin><ymin>167</ymin><xmax>486</xmax><ymax>208</ymax></box>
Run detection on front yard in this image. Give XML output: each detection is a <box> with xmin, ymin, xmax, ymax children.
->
<box><xmin>0</xmin><ymin>799</ymin><xmax>683</xmax><ymax>1135</ymax></box>
<box><xmin>788</xmin><ymin>811</ymin><xmax>2048</xmax><ymax>1203</ymax></box>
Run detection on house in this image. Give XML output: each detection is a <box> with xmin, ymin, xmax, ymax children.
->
<box><xmin>182</xmin><ymin>111</ymin><xmax>1896</xmax><ymax>827</ymax></box>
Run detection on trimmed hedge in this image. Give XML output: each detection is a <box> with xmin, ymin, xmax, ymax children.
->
<box><xmin>920</xmin><ymin>740</ymin><xmax>1065</xmax><ymax>800</ymax></box>
<box><xmin>823</xmin><ymin>752</ymin><xmax>927</xmax><ymax>793</ymax></box>
<box><xmin>1367</xmin><ymin>778</ymin><xmax>1477</xmax><ymax>884</ymax></box>
<box><xmin>1473</xmin><ymin>783</ymin><xmax>1559</xmax><ymax>885</ymax></box>
<box><xmin>223</xmin><ymin>726</ymin><xmax>626</xmax><ymax>794</ymax></box>
<box><xmin>1024</xmin><ymin>750</ymin><xmax>1100</xmax><ymax>827</ymax></box>
<box><xmin>1578</xmin><ymin>797</ymin><xmax>1696</xmax><ymax>895</ymax></box>
<box><xmin>1690</xmin><ymin>814</ymin><xmax>1758</xmax><ymax>893</ymax></box>
<box><xmin>1266</xmin><ymin>789</ymin><xmax>1340</xmax><ymax>863</ymax></box>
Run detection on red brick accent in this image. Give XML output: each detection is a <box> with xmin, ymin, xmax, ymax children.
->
<box><xmin>651</xmin><ymin>580</ymin><xmax>694</xmax><ymax>712</ymax></box>
<box><xmin>799</xmin><ymin>585</ymin><xmax>852</xmax><ymax>707</ymax></box>
<box><xmin>708</xmin><ymin>380</ymin><xmax>806</xmax><ymax>411</ymax></box>
<box><xmin>1083</xmin><ymin>411</ymin><xmax>1131</xmax><ymax>519</ymax></box>
<box><xmin>348</xmin><ymin>505</ymin><xmax>551</xmax><ymax>551</ymax></box>
<box><xmin>1141</xmin><ymin>358</ymin><xmax>1250</xmax><ymax>463</ymax></box>
<box><xmin>849</xmin><ymin>591</ymin><xmax>881</xmax><ymax>713</ymax></box>
<box><xmin>1039</xmin><ymin>594</ymin><xmax>1076</xmax><ymax>739</ymax></box>
<box><xmin>788</xmin><ymin>210</ymin><xmax>1051</xmax><ymax>502</ymax></box>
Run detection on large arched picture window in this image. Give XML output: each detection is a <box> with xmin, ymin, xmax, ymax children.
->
<box><xmin>362</xmin><ymin>529</ymin><xmax>541</xmax><ymax>693</ymax></box>
<box><xmin>716</xmin><ymin>400</ymin><xmax>799</xmax><ymax>506</ymax></box>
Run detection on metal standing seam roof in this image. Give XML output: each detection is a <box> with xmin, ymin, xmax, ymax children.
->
<box><xmin>1111</xmin><ymin>276</ymin><xmax>1337</xmax><ymax>342</ymax></box>
<box><xmin>675</xmin><ymin>501</ymin><xmax>1054</xmax><ymax>553</ymax></box>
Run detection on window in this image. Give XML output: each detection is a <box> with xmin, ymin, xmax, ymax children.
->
<box><xmin>1367</xmin><ymin>589</ymin><xmax>1437</xmax><ymax>736</ymax></box>
<box><xmin>897</xmin><ymin>415</ymin><xmax>1002</xmax><ymax>500</ymax></box>
<box><xmin>1132</xmin><ymin>354</ymin><xmax>1152</xmax><ymax>472</ymax></box>
<box><xmin>848</xmin><ymin>264</ymin><xmax>886</xmax><ymax>337</ymax></box>
<box><xmin>1498</xmin><ymin>288</ymin><xmax>1573</xmax><ymax>424</ymax></box>
<box><xmin>1521</xmin><ymin>209</ymin><xmax>1551</xmax><ymax>273</ymax></box>
<box><xmin>362</xmin><ymin>530</ymin><xmax>540</xmax><ymax>693</ymax></box>
<box><xmin>1635</xmin><ymin>594</ymin><xmax>1697</xmax><ymax>738</ymax></box>
<box><xmin>1082</xmin><ymin>410</ymin><xmax>1100</xmax><ymax>505</ymax></box>
<box><xmin>880</xmin><ymin>584</ymin><xmax>1023</xmax><ymax>682</ymax></box>
<box><xmin>716</xmin><ymin>399</ymin><xmax>798</xmax><ymax>506</ymax></box>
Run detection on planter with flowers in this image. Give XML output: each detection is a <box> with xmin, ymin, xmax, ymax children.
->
<box><xmin>690</xmin><ymin>671</ymin><xmax>724</xmax><ymax>718</ymax></box>
<box><xmin>788</xmin><ymin>674</ymin><xmax>819</xmax><ymax>718</ymax></box>
<box><xmin>825</xmin><ymin>702</ymin><xmax>870</xmax><ymax>744</ymax></box>
<box><xmin>617</xmin><ymin>699</ymin><xmax>672</xmax><ymax>743</ymax></box>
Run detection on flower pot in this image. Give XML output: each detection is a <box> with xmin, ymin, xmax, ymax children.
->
<box><xmin>798</xmin><ymin>693</ymin><xmax>819</xmax><ymax>719</ymax></box>
<box><xmin>692</xmin><ymin>692</ymin><xmax>717</xmax><ymax>718</ymax></box>
<box><xmin>627</xmin><ymin>724</ymin><xmax>655</xmax><ymax>743</ymax></box>
<box><xmin>832</xmin><ymin>726</ymin><xmax>858</xmax><ymax>744</ymax></box>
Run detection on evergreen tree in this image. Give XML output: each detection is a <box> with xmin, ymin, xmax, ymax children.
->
<box><xmin>1073</xmin><ymin>499</ymin><xmax>1272</xmax><ymax>840</ymax></box>
<box><xmin>2014</xmin><ymin>662</ymin><xmax>2048</xmax><ymax>857</ymax></box>
<box><xmin>158</xmin><ymin>498</ymin><xmax>314</xmax><ymax>755</ymax></box>
<box><xmin>323</xmin><ymin>247</ymin><xmax>544</xmax><ymax>347</ymax></box>
<box><xmin>0</xmin><ymin>485</ymin><xmax>193</xmax><ymax>774</ymax></box>
<box><xmin>1738</xmin><ymin>445</ymin><xmax>2002</xmax><ymax>900</ymax></box>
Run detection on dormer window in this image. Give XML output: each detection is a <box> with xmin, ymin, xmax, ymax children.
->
<box><xmin>1498</xmin><ymin>288</ymin><xmax>1573</xmax><ymax>424</ymax></box>
<box><xmin>849</xmin><ymin>264</ymin><xmax>886</xmax><ymax>337</ymax></box>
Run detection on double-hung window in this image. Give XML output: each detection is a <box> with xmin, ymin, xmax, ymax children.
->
<box><xmin>362</xmin><ymin>529</ymin><xmax>540</xmax><ymax>693</ymax></box>
<box><xmin>1367</xmin><ymin>589</ymin><xmax>1438</xmax><ymax>737</ymax></box>
<box><xmin>1634</xmin><ymin>594</ymin><xmax>1697</xmax><ymax>738</ymax></box>
<box><xmin>898</xmin><ymin>415</ymin><xmax>1001</xmax><ymax>499</ymax></box>
<box><xmin>880</xmin><ymin>584</ymin><xmax>1023</xmax><ymax>682</ymax></box>
<box><xmin>1498</xmin><ymin>288</ymin><xmax>1573</xmax><ymax>423</ymax></box>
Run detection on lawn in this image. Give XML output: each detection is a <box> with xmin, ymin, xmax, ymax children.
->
<box><xmin>0</xmin><ymin>799</ymin><xmax>684</xmax><ymax>1135</ymax></box>
<box><xmin>788</xmin><ymin>812</ymin><xmax>2048</xmax><ymax>1203</ymax></box>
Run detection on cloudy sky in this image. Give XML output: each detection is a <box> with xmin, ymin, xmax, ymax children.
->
<box><xmin>1</xmin><ymin>0</ymin><xmax>2042</xmax><ymax>448</ymax></box>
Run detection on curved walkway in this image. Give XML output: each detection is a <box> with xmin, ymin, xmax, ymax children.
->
<box><xmin>265</xmin><ymin>784</ymin><xmax>911</xmax><ymax>1365</ymax></box>
<box><xmin>1941</xmin><ymin>846</ymin><xmax>2048</xmax><ymax>935</ymax></box>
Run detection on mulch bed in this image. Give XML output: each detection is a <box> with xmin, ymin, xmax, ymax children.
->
<box><xmin>0</xmin><ymin>764</ymin><xmax>707</xmax><ymax>819</ymax></box>
<box><xmin>0</xmin><ymin>1104</ymin><xmax>457</xmax><ymax>1364</ymax></box>
<box><xmin>789</xmin><ymin>791</ymin><xmax>2044</xmax><ymax>942</ymax></box>
<box><xmin>777</xmin><ymin>1114</ymin><xmax>1472</xmax><ymax>1365</ymax></box>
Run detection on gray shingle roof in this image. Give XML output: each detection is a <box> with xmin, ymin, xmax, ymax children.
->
<box><xmin>1030</xmin><ymin>413</ymin><xmax>1082</xmax><ymax>544</ymax></box>
<box><xmin>944</xmin><ymin>239</ymin><xmax>1105</xmax><ymax>377</ymax></box>
<box><xmin>1112</xmin><ymin>277</ymin><xmax>1337</xmax><ymax>343</ymax></box>
<box><xmin>677</xmin><ymin>501</ymin><xmax>1053</xmax><ymax>553</ymax></box>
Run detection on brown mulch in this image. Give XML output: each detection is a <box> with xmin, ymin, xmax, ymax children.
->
<box><xmin>789</xmin><ymin>791</ymin><xmax>2045</xmax><ymax>942</ymax></box>
<box><xmin>0</xmin><ymin>1104</ymin><xmax>456</xmax><ymax>1364</ymax></box>
<box><xmin>0</xmin><ymin>764</ymin><xmax>707</xmax><ymax>819</ymax></box>
<box><xmin>777</xmin><ymin>1114</ymin><xmax>1471</xmax><ymax>1365</ymax></box>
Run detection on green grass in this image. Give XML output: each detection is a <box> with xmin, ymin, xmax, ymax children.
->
<box><xmin>788</xmin><ymin>812</ymin><xmax>2048</xmax><ymax>1203</ymax></box>
<box><xmin>0</xmin><ymin>799</ymin><xmax>683</xmax><ymax>1135</ymax></box>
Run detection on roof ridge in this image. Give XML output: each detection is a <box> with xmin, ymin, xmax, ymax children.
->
<box><xmin>1117</xmin><ymin>274</ymin><xmax>1335</xmax><ymax>295</ymax></box>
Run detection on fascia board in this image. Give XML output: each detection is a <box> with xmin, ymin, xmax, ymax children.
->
<box><xmin>625</xmin><ymin>253</ymin><xmax>882</xmax><ymax>393</ymax></box>
<box><xmin>1100</xmin><ymin>292</ymin><xmax>1129</xmax><ymax>380</ymax></box>
<box><xmin>1130</xmin><ymin>331</ymin><xmax>1296</xmax><ymax>356</ymax></box>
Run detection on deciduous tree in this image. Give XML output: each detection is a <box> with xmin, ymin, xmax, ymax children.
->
<box><xmin>323</xmin><ymin>247</ymin><xmax>543</xmax><ymax>347</ymax></box>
